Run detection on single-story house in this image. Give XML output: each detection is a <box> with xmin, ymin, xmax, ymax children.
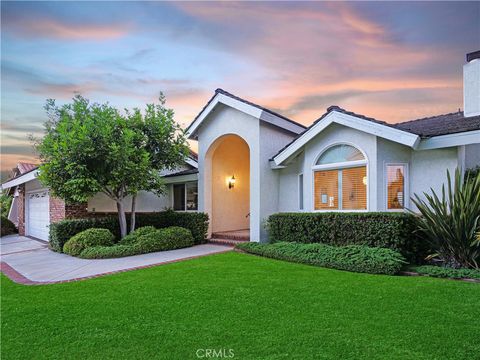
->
<box><xmin>3</xmin><ymin>51</ymin><xmax>480</xmax><ymax>242</ymax></box>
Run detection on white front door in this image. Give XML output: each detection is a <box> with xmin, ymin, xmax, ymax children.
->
<box><xmin>27</xmin><ymin>190</ymin><xmax>50</xmax><ymax>241</ymax></box>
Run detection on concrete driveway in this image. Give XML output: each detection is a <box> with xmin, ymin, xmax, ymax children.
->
<box><xmin>0</xmin><ymin>235</ymin><xmax>231</xmax><ymax>284</ymax></box>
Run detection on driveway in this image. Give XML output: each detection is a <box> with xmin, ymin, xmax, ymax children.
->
<box><xmin>0</xmin><ymin>235</ymin><xmax>231</xmax><ymax>284</ymax></box>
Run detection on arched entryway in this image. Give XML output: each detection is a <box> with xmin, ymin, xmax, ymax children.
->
<box><xmin>205</xmin><ymin>134</ymin><xmax>250</xmax><ymax>238</ymax></box>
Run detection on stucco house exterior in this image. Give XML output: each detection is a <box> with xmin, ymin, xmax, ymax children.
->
<box><xmin>3</xmin><ymin>51</ymin><xmax>480</xmax><ymax>242</ymax></box>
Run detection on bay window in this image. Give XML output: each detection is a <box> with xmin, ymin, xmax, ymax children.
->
<box><xmin>313</xmin><ymin>144</ymin><xmax>367</xmax><ymax>211</ymax></box>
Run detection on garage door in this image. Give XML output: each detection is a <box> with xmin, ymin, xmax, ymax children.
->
<box><xmin>27</xmin><ymin>190</ymin><xmax>50</xmax><ymax>241</ymax></box>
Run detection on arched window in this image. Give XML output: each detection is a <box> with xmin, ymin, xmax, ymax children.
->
<box><xmin>313</xmin><ymin>144</ymin><xmax>367</xmax><ymax>211</ymax></box>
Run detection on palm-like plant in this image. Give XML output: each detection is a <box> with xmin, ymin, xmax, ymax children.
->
<box><xmin>411</xmin><ymin>168</ymin><xmax>480</xmax><ymax>269</ymax></box>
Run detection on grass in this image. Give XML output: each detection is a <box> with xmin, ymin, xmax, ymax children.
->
<box><xmin>1</xmin><ymin>252</ymin><xmax>479</xmax><ymax>360</ymax></box>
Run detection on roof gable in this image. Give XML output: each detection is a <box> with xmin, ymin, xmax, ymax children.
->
<box><xmin>186</xmin><ymin>89</ymin><xmax>306</xmax><ymax>140</ymax></box>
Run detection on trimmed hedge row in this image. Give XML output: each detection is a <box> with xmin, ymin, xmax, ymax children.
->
<box><xmin>236</xmin><ymin>242</ymin><xmax>406</xmax><ymax>275</ymax></box>
<box><xmin>79</xmin><ymin>226</ymin><xmax>194</xmax><ymax>259</ymax></box>
<box><xmin>408</xmin><ymin>265</ymin><xmax>480</xmax><ymax>280</ymax></box>
<box><xmin>267</xmin><ymin>212</ymin><xmax>425</xmax><ymax>262</ymax></box>
<box><xmin>49</xmin><ymin>210</ymin><xmax>208</xmax><ymax>252</ymax></box>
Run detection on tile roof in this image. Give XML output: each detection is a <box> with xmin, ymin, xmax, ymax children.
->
<box><xmin>163</xmin><ymin>168</ymin><xmax>199</xmax><ymax>178</ymax></box>
<box><xmin>393</xmin><ymin>111</ymin><xmax>480</xmax><ymax>137</ymax></box>
<box><xmin>17</xmin><ymin>162</ymin><xmax>38</xmax><ymax>174</ymax></box>
<box><xmin>271</xmin><ymin>106</ymin><xmax>480</xmax><ymax>161</ymax></box>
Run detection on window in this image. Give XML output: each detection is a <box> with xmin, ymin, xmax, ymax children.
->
<box><xmin>173</xmin><ymin>182</ymin><xmax>198</xmax><ymax>211</ymax></box>
<box><xmin>299</xmin><ymin>174</ymin><xmax>304</xmax><ymax>210</ymax></box>
<box><xmin>386</xmin><ymin>165</ymin><xmax>406</xmax><ymax>210</ymax></box>
<box><xmin>313</xmin><ymin>144</ymin><xmax>367</xmax><ymax>211</ymax></box>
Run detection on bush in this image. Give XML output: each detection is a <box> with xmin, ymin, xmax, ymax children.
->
<box><xmin>135</xmin><ymin>226</ymin><xmax>194</xmax><ymax>253</ymax></box>
<box><xmin>118</xmin><ymin>226</ymin><xmax>157</xmax><ymax>246</ymax></box>
<box><xmin>80</xmin><ymin>245</ymin><xmax>139</xmax><ymax>259</ymax></box>
<box><xmin>63</xmin><ymin>228</ymin><xmax>114</xmax><ymax>256</ymax></box>
<box><xmin>78</xmin><ymin>226</ymin><xmax>194</xmax><ymax>259</ymax></box>
<box><xmin>267</xmin><ymin>212</ymin><xmax>423</xmax><ymax>262</ymax></box>
<box><xmin>1</xmin><ymin>216</ymin><xmax>17</xmax><ymax>237</ymax></box>
<box><xmin>411</xmin><ymin>169</ymin><xmax>480</xmax><ymax>269</ymax></box>
<box><xmin>408</xmin><ymin>265</ymin><xmax>480</xmax><ymax>280</ymax></box>
<box><xmin>49</xmin><ymin>210</ymin><xmax>208</xmax><ymax>252</ymax></box>
<box><xmin>237</xmin><ymin>242</ymin><xmax>406</xmax><ymax>275</ymax></box>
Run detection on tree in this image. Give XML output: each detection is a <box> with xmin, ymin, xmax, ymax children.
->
<box><xmin>35</xmin><ymin>95</ymin><xmax>189</xmax><ymax>238</ymax></box>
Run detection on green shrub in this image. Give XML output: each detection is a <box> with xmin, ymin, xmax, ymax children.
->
<box><xmin>1</xmin><ymin>216</ymin><xmax>17</xmax><ymax>237</ymax></box>
<box><xmin>237</xmin><ymin>242</ymin><xmax>406</xmax><ymax>275</ymax></box>
<box><xmin>49</xmin><ymin>210</ymin><xmax>208</xmax><ymax>252</ymax></box>
<box><xmin>80</xmin><ymin>245</ymin><xmax>139</xmax><ymax>259</ymax></box>
<box><xmin>78</xmin><ymin>226</ymin><xmax>194</xmax><ymax>259</ymax></box>
<box><xmin>135</xmin><ymin>226</ymin><xmax>194</xmax><ymax>253</ymax></box>
<box><xmin>408</xmin><ymin>265</ymin><xmax>480</xmax><ymax>280</ymax></box>
<box><xmin>267</xmin><ymin>212</ymin><xmax>423</xmax><ymax>263</ymax></box>
<box><xmin>118</xmin><ymin>226</ymin><xmax>157</xmax><ymax>246</ymax></box>
<box><xmin>411</xmin><ymin>169</ymin><xmax>480</xmax><ymax>269</ymax></box>
<box><xmin>63</xmin><ymin>228</ymin><xmax>114</xmax><ymax>256</ymax></box>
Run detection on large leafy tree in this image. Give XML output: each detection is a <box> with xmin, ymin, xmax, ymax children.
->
<box><xmin>35</xmin><ymin>95</ymin><xmax>188</xmax><ymax>238</ymax></box>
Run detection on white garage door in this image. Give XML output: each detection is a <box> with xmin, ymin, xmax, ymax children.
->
<box><xmin>27</xmin><ymin>190</ymin><xmax>50</xmax><ymax>241</ymax></box>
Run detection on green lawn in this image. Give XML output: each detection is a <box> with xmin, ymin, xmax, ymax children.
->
<box><xmin>2</xmin><ymin>252</ymin><xmax>479</xmax><ymax>360</ymax></box>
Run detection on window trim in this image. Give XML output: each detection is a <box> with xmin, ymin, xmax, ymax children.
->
<box><xmin>312</xmin><ymin>142</ymin><xmax>369</xmax><ymax>212</ymax></box>
<box><xmin>384</xmin><ymin>163</ymin><xmax>409</xmax><ymax>212</ymax></box>
<box><xmin>172</xmin><ymin>181</ymin><xmax>198</xmax><ymax>212</ymax></box>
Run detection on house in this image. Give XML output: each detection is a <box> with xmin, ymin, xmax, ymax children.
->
<box><xmin>2</xmin><ymin>51</ymin><xmax>480</xmax><ymax>242</ymax></box>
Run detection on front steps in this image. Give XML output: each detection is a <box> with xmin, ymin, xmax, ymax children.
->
<box><xmin>209</xmin><ymin>229</ymin><xmax>250</xmax><ymax>247</ymax></box>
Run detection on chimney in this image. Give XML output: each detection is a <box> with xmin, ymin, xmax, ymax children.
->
<box><xmin>464</xmin><ymin>50</ymin><xmax>480</xmax><ymax>117</ymax></box>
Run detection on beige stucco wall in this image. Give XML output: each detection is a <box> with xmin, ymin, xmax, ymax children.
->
<box><xmin>211</xmin><ymin>135</ymin><xmax>250</xmax><ymax>232</ymax></box>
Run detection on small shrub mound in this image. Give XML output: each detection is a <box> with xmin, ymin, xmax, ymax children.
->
<box><xmin>79</xmin><ymin>226</ymin><xmax>194</xmax><ymax>259</ymax></box>
<box><xmin>119</xmin><ymin>226</ymin><xmax>157</xmax><ymax>246</ymax></box>
<box><xmin>1</xmin><ymin>216</ymin><xmax>17</xmax><ymax>237</ymax></box>
<box><xmin>50</xmin><ymin>210</ymin><xmax>208</xmax><ymax>252</ymax></box>
<box><xmin>408</xmin><ymin>265</ymin><xmax>480</xmax><ymax>280</ymax></box>
<box><xmin>236</xmin><ymin>242</ymin><xmax>406</xmax><ymax>275</ymax></box>
<box><xmin>63</xmin><ymin>228</ymin><xmax>114</xmax><ymax>256</ymax></box>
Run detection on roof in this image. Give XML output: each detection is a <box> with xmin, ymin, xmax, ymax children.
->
<box><xmin>163</xmin><ymin>168</ymin><xmax>199</xmax><ymax>178</ymax></box>
<box><xmin>271</xmin><ymin>106</ymin><xmax>480</xmax><ymax>163</ymax></box>
<box><xmin>188</xmin><ymin>150</ymin><xmax>198</xmax><ymax>161</ymax></box>
<box><xmin>186</xmin><ymin>88</ymin><xmax>306</xmax><ymax>139</ymax></box>
<box><xmin>214</xmin><ymin>89</ymin><xmax>307</xmax><ymax>130</ymax></box>
<box><xmin>17</xmin><ymin>162</ymin><xmax>38</xmax><ymax>174</ymax></box>
<box><xmin>393</xmin><ymin>111</ymin><xmax>480</xmax><ymax>137</ymax></box>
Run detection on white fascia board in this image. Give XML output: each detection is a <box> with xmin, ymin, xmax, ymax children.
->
<box><xmin>273</xmin><ymin>111</ymin><xmax>419</xmax><ymax>166</ymax></box>
<box><xmin>185</xmin><ymin>157</ymin><xmax>198</xmax><ymax>168</ymax></box>
<box><xmin>417</xmin><ymin>130</ymin><xmax>480</xmax><ymax>150</ymax></box>
<box><xmin>163</xmin><ymin>173</ymin><xmax>198</xmax><ymax>184</ymax></box>
<box><xmin>259</xmin><ymin>111</ymin><xmax>305</xmax><ymax>135</ymax></box>
<box><xmin>1</xmin><ymin>169</ymin><xmax>39</xmax><ymax>190</ymax></box>
<box><xmin>186</xmin><ymin>93</ymin><xmax>262</xmax><ymax>139</ymax></box>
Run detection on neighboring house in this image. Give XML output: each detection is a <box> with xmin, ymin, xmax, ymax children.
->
<box><xmin>2</xmin><ymin>51</ymin><xmax>480</xmax><ymax>242</ymax></box>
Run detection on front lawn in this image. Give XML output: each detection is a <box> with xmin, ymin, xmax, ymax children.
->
<box><xmin>2</xmin><ymin>252</ymin><xmax>479</xmax><ymax>359</ymax></box>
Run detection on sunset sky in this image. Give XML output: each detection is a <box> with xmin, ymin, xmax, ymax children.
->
<box><xmin>1</xmin><ymin>1</ymin><xmax>479</xmax><ymax>180</ymax></box>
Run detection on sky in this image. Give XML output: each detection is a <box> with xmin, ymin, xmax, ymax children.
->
<box><xmin>1</xmin><ymin>1</ymin><xmax>479</xmax><ymax>180</ymax></box>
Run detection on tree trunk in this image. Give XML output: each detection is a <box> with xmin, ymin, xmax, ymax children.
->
<box><xmin>130</xmin><ymin>195</ymin><xmax>137</xmax><ymax>234</ymax></box>
<box><xmin>116</xmin><ymin>201</ymin><xmax>127</xmax><ymax>238</ymax></box>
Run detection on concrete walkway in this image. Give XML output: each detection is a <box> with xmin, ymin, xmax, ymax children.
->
<box><xmin>0</xmin><ymin>235</ymin><xmax>231</xmax><ymax>284</ymax></box>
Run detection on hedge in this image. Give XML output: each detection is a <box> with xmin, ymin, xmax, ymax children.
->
<box><xmin>236</xmin><ymin>242</ymin><xmax>406</xmax><ymax>275</ymax></box>
<box><xmin>80</xmin><ymin>226</ymin><xmax>194</xmax><ymax>259</ymax></box>
<box><xmin>63</xmin><ymin>228</ymin><xmax>115</xmax><ymax>256</ymax></box>
<box><xmin>408</xmin><ymin>265</ymin><xmax>480</xmax><ymax>280</ymax></box>
<box><xmin>267</xmin><ymin>212</ymin><xmax>426</xmax><ymax>263</ymax></box>
<box><xmin>1</xmin><ymin>216</ymin><xmax>17</xmax><ymax>237</ymax></box>
<box><xmin>49</xmin><ymin>210</ymin><xmax>208</xmax><ymax>252</ymax></box>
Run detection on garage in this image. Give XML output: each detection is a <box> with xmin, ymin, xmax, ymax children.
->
<box><xmin>26</xmin><ymin>190</ymin><xmax>50</xmax><ymax>241</ymax></box>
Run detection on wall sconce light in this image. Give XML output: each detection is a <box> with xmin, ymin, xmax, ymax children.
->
<box><xmin>362</xmin><ymin>176</ymin><xmax>367</xmax><ymax>186</ymax></box>
<box><xmin>228</xmin><ymin>175</ymin><xmax>236</xmax><ymax>189</ymax></box>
